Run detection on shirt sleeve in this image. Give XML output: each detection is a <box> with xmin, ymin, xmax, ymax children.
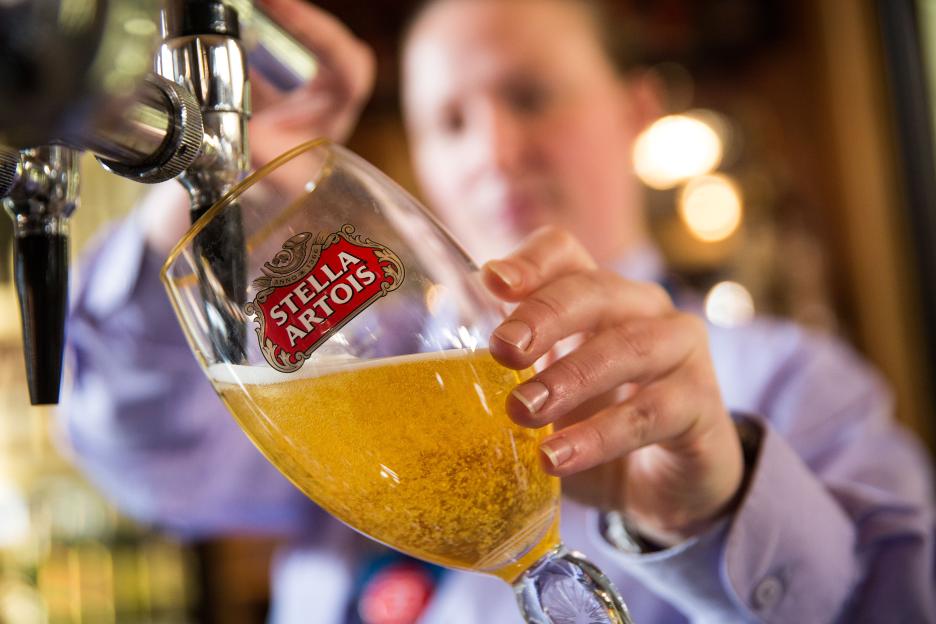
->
<box><xmin>59</xmin><ymin>209</ymin><xmax>320</xmax><ymax>538</ymax></box>
<box><xmin>586</xmin><ymin>326</ymin><xmax>935</xmax><ymax>623</ymax></box>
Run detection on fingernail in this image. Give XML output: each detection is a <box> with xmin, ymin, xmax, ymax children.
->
<box><xmin>512</xmin><ymin>381</ymin><xmax>549</xmax><ymax>415</ymax></box>
<box><xmin>540</xmin><ymin>437</ymin><xmax>573</xmax><ymax>468</ymax></box>
<box><xmin>485</xmin><ymin>261</ymin><xmax>521</xmax><ymax>289</ymax></box>
<box><xmin>493</xmin><ymin>320</ymin><xmax>533</xmax><ymax>351</ymax></box>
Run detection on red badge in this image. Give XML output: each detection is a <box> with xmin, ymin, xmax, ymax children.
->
<box><xmin>357</xmin><ymin>564</ymin><xmax>435</xmax><ymax>624</ymax></box>
<box><xmin>245</xmin><ymin>224</ymin><xmax>405</xmax><ymax>372</ymax></box>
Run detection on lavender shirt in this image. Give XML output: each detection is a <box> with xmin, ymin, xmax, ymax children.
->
<box><xmin>61</xmin><ymin>213</ymin><xmax>935</xmax><ymax>623</ymax></box>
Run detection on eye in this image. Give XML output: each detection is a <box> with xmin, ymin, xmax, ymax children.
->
<box><xmin>506</xmin><ymin>81</ymin><xmax>551</xmax><ymax>115</ymax></box>
<box><xmin>439</xmin><ymin>106</ymin><xmax>465</xmax><ymax>135</ymax></box>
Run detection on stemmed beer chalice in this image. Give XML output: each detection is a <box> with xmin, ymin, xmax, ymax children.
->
<box><xmin>162</xmin><ymin>140</ymin><xmax>634</xmax><ymax>623</ymax></box>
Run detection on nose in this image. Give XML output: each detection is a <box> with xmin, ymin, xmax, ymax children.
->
<box><xmin>473</xmin><ymin>100</ymin><xmax>525</xmax><ymax>175</ymax></box>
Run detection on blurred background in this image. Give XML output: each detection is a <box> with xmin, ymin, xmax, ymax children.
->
<box><xmin>1</xmin><ymin>0</ymin><xmax>935</xmax><ymax>621</ymax></box>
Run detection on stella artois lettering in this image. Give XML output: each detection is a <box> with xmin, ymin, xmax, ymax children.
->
<box><xmin>245</xmin><ymin>224</ymin><xmax>405</xmax><ymax>372</ymax></box>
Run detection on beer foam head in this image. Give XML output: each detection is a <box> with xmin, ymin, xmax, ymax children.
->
<box><xmin>207</xmin><ymin>353</ymin><xmax>360</xmax><ymax>386</ymax></box>
<box><xmin>207</xmin><ymin>348</ymin><xmax>476</xmax><ymax>386</ymax></box>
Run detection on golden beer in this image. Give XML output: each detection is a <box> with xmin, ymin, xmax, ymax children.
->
<box><xmin>211</xmin><ymin>348</ymin><xmax>560</xmax><ymax>580</ymax></box>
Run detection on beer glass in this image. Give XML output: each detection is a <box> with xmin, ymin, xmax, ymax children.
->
<box><xmin>162</xmin><ymin>140</ymin><xmax>634</xmax><ymax>623</ymax></box>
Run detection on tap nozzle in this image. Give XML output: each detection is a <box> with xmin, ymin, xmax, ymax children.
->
<box><xmin>159</xmin><ymin>1</ymin><xmax>251</xmax><ymax>363</ymax></box>
<box><xmin>1</xmin><ymin>146</ymin><xmax>78</xmax><ymax>405</ymax></box>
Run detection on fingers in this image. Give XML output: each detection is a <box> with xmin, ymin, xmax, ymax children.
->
<box><xmin>249</xmin><ymin>0</ymin><xmax>374</xmax><ymax>144</ymax></box>
<box><xmin>481</xmin><ymin>227</ymin><xmax>711</xmax><ymax>481</ymax></box>
<box><xmin>506</xmin><ymin>314</ymin><xmax>701</xmax><ymax>426</ymax></box>
<box><xmin>481</xmin><ymin>226</ymin><xmax>597</xmax><ymax>301</ymax></box>
<box><xmin>257</xmin><ymin>0</ymin><xmax>375</xmax><ymax>105</ymax></box>
<box><xmin>252</xmin><ymin>88</ymin><xmax>333</xmax><ymax>131</ymax></box>
<box><xmin>248</xmin><ymin>69</ymin><xmax>281</xmax><ymax>112</ymax></box>
<box><xmin>538</xmin><ymin>375</ymin><xmax>700</xmax><ymax>476</ymax></box>
<box><xmin>489</xmin><ymin>271</ymin><xmax>673</xmax><ymax>369</ymax></box>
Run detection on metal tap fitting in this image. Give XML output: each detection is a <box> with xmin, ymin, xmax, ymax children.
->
<box><xmin>157</xmin><ymin>0</ymin><xmax>251</xmax><ymax>215</ymax></box>
<box><xmin>158</xmin><ymin>0</ymin><xmax>252</xmax><ymax>364</ymax></box>
<box><xmin>1</xmin><ymin>146</ymin><xmax>80</xmax><ymax>404</ymax></box>
<box><xmin>95</xmin><ymin>74</ymin><xmax>204</xmax><ymax>183</ymax></box>
<box><xmin>0</xmin><ymin>147</ymin><xmax>18</xmax><ymax>199</ymax></box>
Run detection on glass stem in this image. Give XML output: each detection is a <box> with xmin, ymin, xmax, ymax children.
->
<box><xmin>512</xmin><ymin>543</ymin><xmax>635</xmax><ymax>624</ymax></box>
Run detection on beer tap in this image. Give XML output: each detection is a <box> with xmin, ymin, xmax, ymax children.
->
<box><xmin>1</xmin><ymin>146</ymin><xmax>78</xmax><ymax>405</ymax></box>
<box><xmin>0</xmin><ymin>0</ymin><xmax>200</xmax><ymax>404</ymax></box>
<box><xmin>0</xmin><ymin>0</ymin><xmax>314</xmax><ymax>404</ymax></box>
<box><xmin>156</xmin><ymin>0</ymin><xmax>252</xmax><ymax>363</ymax></box>
<box><xmin>157</xmin><ymin>0</ymin><xmax>251</xmax><ymax>215</ymax></box>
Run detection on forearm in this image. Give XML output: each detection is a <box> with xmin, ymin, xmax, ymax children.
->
<box><xmin>64</xmin><ymin>212</ymin><xmax>211</xmax><ymax>448</ymax></box>
<box><xmin>61</xmin><ymin>212</ymin><xmax>316</xmax><ymax>536</ymax></box>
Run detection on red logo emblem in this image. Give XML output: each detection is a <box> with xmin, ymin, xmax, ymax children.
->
<box><xmin>245</xmin><ymin>224</ymin><xmax>405</xmax><ymax>372</ymax></box>
<box><xmin>357</xmin><ymin>564</ymin><xmax>435</xmax><ymax>624</ymax></box>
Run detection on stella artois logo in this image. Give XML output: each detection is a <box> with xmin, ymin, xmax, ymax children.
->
<box><xmin>245</xmin><ymin>224</ymin><xmax>405</xmax><ymax>372</ymax></box>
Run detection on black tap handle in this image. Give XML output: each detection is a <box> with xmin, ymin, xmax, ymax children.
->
<box><xmin>162</xmin><ymin>0</ymin><xmax>240</xmax><ymax>39</ymax></box>
<box><xmin>13</xmin><ymin>232</ymin><xmax>68</xmax><ymax>405</ymax></box>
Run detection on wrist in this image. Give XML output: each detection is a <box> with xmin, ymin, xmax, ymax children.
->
<box><xmin>600</xmin><ymin>417</ymin><xmax>763</xmax><ymax>553</ymax></box>
<box><xmin>600</xmin><ymin>510</ymin><xmax>666</xmax><ymax>554</ymax></box>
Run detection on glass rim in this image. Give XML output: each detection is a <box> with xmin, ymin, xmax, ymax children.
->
<box><xmin>160</xmin><ymin>137</ymin><xmax>332</xmax><ymax>287</ymax></box>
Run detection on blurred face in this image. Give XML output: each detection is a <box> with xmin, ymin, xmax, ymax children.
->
<box><xmin>403</xmin><ymin>0</ymin><xmax>651</xmax><ymax>263</ymax></box>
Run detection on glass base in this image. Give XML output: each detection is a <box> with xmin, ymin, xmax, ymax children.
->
<box><xmin>512</xmin><ymin>544</ymin><xmax>635</xmax><ymax>624</ymax></box>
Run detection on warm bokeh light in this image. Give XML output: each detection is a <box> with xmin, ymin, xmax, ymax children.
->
<box><xmin>0</xmin><ymin>479</ymin><xmax>29</xmax><ymax>547</ymax></box>
<box><xmin>424</xmin><ymin>283</ymin><xmax>448</xmax><ymax>315</ymax></box>
<box><xmin>678</xmin><ymin>173</ymin><xmax>743</xmax><ymax>242</ymax></box>
<box><xmin>705</xmin><ymin>281</ymin><xmax>755</xmax><ymax>328</ymax></box>
<box><xmin>633</xmin><ymin>112</ymin><xmax>724</xmax><ymax>189</ymax></box>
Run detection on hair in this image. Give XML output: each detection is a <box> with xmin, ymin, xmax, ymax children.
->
<box><xmin>401</xmin><ymin>0</ymin><xmax>636</xmax><ymax>76</ymax></box>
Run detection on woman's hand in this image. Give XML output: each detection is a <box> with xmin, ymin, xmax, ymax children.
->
<box><xmin>484</xmin><ymin>226</ymin><xmax>744</xmax><ymax>547</ymax></box>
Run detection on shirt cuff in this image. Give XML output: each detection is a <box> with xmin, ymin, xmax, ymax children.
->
<box><xmin>722</xmin><ymin>415</ymin><xmax>857</xmax><ymax>622</ymax></box>
<box><xmin>587</xmin><ymin>416</ymin><xmax>858</xmax><ymax>623</ymax></box>
<box><xmin>588</xmin><ymin>509</ymin><xmax>745</xmax><ymax>621</ymax></box>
